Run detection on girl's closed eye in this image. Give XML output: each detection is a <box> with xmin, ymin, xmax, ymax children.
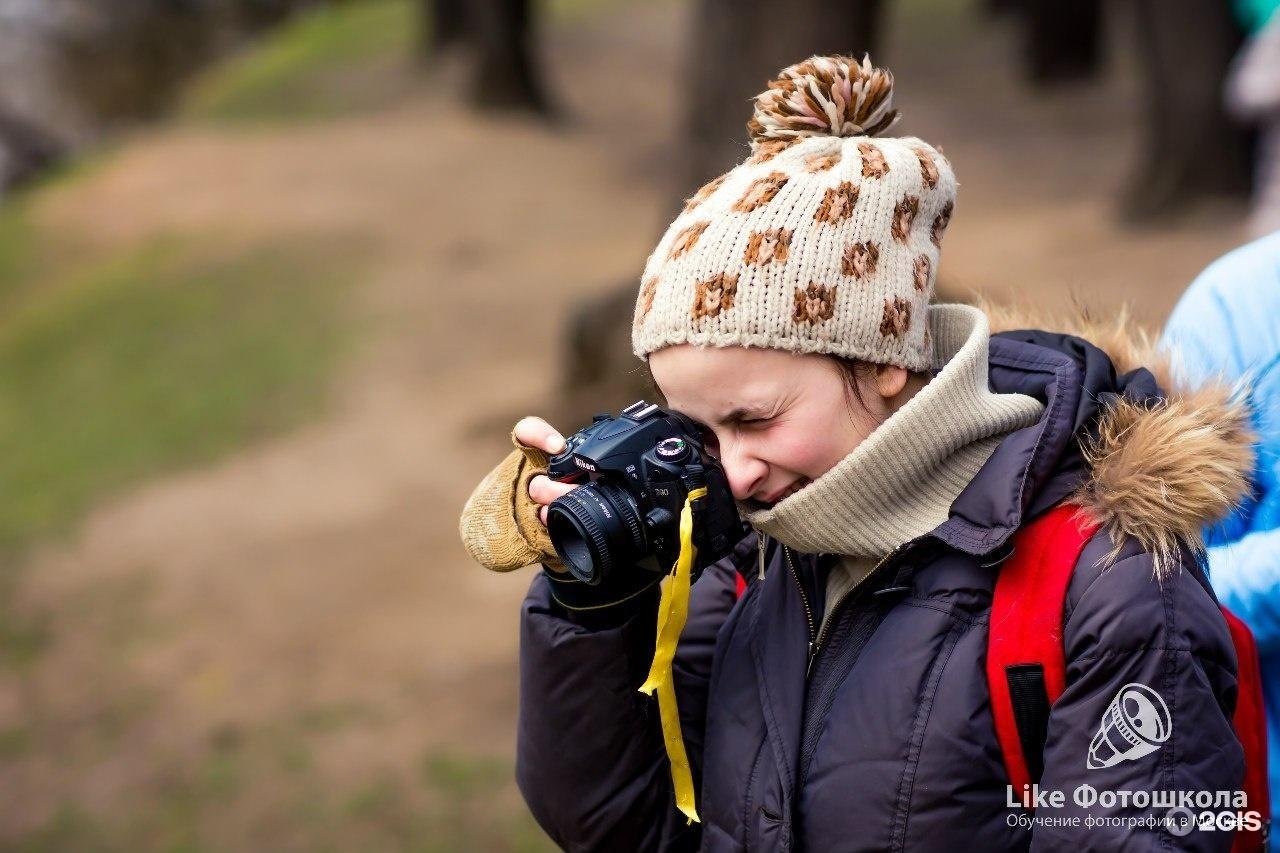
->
<box><xmin>740</xmin><ymin>405</ymin><xmax>784</xmax><ymax>427</ymax></box>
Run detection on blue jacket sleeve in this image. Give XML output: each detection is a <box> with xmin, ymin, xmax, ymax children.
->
<box><xmin>1159</xmin><ymin>233</ymin><xmax>1280</xmax><ymax>390</ymax></box>
<box><xmin>514</xmin><ymin>537</ymin><xmax>751</xmax><ymax>851</ymax></box>
<box><xmin>1161</xmin><ymin>235</ymin><xmax>1280</xmax><ymax>649</ymax></box>
<box><xmin>1208</xmin><ymin>530</ymin><xmax>1280</xmax><ymax>653</ymax></box>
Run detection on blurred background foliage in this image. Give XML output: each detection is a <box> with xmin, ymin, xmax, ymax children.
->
<box><xmin>183</xmin><ymin>0</ymin><xmax>418</xmax><ymax>123</ymax></box>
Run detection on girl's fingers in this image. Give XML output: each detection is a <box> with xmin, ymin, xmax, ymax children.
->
<box><xmin>528</xmin><ymin>474</ymin><xmax>577</xmax><ymax>506</ymax></box>
<box><xmin>514</xmin><ymin>416</ymin><xmax>567</xmax><ymax>455</ymax></box>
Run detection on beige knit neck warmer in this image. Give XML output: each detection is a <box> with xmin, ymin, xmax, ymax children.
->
<box><xmin>742</xmin><ymin>303</ymin><xmax>1045</xmax><ymax>558</ymax></box>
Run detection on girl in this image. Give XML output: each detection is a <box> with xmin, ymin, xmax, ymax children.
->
<box><xmin>461</xmin><ymin>56</ymin><xmax>1253</xmax><ymax>851</ymax></box>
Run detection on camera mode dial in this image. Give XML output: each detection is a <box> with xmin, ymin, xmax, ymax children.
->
<box><xmin>656</xmin><ymin>437</ymin><xmax>691</xmax><ymax>463</ymax></box>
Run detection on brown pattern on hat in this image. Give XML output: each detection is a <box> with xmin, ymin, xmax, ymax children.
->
<box><xmin>669</xmin><ymin>221</ymin><xmax>710</xmax><ymax>259</ymax></box>
<box><xmin>804</xmin><ymin>150</ymin><xmax>842</xmax><ymax>172</ymax></box>
<box><xmin>814</xmin><ymin>181</ymin><xmax>859</xmax><ymax>223</ymax></box>
<box><xmin>733</xmin><ymin>172</ymin><xmax>789</xmax><ymax>212</ymax></box>
<box><xmin>637</xmin><ymin>276</ymin><xmax>659</xmax><ymax>322</ymax></box>
<box><xmin>792</xmin><ymin>283</ymin><xmax>838</xmax><ymax>325</ymax></box>
<box><xmin>931</xmin><ymin>200</ymin><xmax>953</xmax><ymax>247</ymax></box>
<box><xmin>912</xmin><ymin>256</ymin><xmax>931</xmax><ymax>291</ymax></box>
<box><xmin>841</xmin><ymin>240</ymin><xmax>880</xmax><ymax>279</ymax></box>
<box><xmin>744</xmin><ymin>228</ymin><xmax>792</xmax><ymax>266</ymax></box>
<box><xmin>858</xmin><ymin>142</ymin><xmax>890</xmax><ymax>179</ymax></box>
<box><xmin>914</xmin><ymin>147</ymin><xmax>940</xmax><ymax>189</ymax></box>
<box><xmin>891</xmin><ymin>196</ymin><xmax>919</xmax><ymax>242</ymax></box>
<box><xmin>682</xmin><ymin>174</ymin><xmax>728</xmax><ymax>213</ymax></box>
<box><xmin>879</xmin><ymin>297</ymin><xmax>912</xmax><ymax>337</ymax></box>
<box><xmin>691</xmin><ymin>273</ymin><xmax>738</xmax><ymax>320</ymax></box>
<box><xmin>748</xmin><ymin>138</ymin><xmax>793</xmax><ymax>165</ymax></box>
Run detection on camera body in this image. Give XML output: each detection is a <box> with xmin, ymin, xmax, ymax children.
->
<box><xmin>546</xmin><ymin>401</ymin><xmax>744</xmax><ymax>586</ymax></box>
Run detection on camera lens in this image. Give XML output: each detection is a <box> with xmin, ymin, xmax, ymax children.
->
<box><xmin>546</xmin><ymin>482</ymin><xmax>646</xmax><ymax>585</ymax></box>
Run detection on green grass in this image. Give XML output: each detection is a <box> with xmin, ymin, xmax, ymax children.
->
<box><xmin>0</xmin><ymin>725</ymin><xmax>30</xmax><ymax>758</ymax></box>
<box><xmin>422</xmin><ymin>751</ymin><xmax>507</xmax><ymax>798</ymax></box>
<box><xmin>546</xmin><ymin>0</ymin><xmax>625</xmax><ymax>20</ymax></box>
<box><xmin>12</xmin><ymin>803</ymin><xmax>103</xmax><ymax>853</ymax></box>
<box><xmin>0</xmin><ymin>204</ymin><xmax>38</xmax><ymax>308</ymax></box>
<box><xmin>418</xmin><ymin>750</ymin><xmax>555</xmax><ymax>853</ymax></box>
<box><xmin>11</xmin><ymin>741</ymin><xmax>555</xmax><ymax>852</ymax></box>
<box><xmin>0</xmin><ymin>236</ymin><xmax>355</xmax><ymax>553</ymax></box>
<box><xmin>183</xmin><ymin>0</ymin><xmax>418</xmax><ymax>123</ymax></box>
<box><xmin>181</xmin><ymin>0</ymin><xmax>630</xmax><ymax>124</ymax></box>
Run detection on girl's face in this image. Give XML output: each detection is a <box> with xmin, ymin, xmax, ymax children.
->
<box><xmin>649</xmin><ymin>344</ymin><xmax>899</xmax><ymax>508</ymax></box>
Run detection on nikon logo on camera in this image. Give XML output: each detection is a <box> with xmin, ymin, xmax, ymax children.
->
<box><xmin>573</xmin><ymin>457</ymin><xmax>597</xmax><ymax>472</ymax></box>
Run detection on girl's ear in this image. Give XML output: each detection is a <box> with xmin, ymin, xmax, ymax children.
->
<box><xmin>873</xmin><ymin>364</ymin><xmax>909</xmax><ymax>400</ymax></box>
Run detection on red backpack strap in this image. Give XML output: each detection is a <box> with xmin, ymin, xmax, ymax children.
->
<box><xmin>987</xmin><ymin>503</ymin><xmax>1100</xmax><ymax>798</ymax></box>
<box><xmin>1222</xmin><ymin>607</ymin><xmax>1271</xmax><ymax>852</ymax></box>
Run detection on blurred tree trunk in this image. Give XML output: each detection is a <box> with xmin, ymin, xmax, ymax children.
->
<box><xmin>558</xmin><ymin>0</ymin><xmax>886</xmax><ymax>427</ymax></box>
<box><xmin>984</xmin><ymin>0</ymin><xmax>1023</xmax><ymax>15</ymax></box>
<box><xmin>233</xmin><ymin>0</ymin><xmax>314</xmax><ymax>29</ymax></box>
<box><xmin>422</xmin><ymin>0</ymin><xmax>553</xmax><ymax>116</ymax></box>
<box><xmin>1021</xmin><ymin>0</ymin><xmax>1102</xmax><ymax>85</ymax></box>
<box><xmin>426</xmin><ymin>0</ymin><xmax>470</xmax><ymax>53</ymax></box>
<box><xmin>1121</xmin><ymin>0</ymin><xmax>1252</xmax><ymax>222</ymax></box>
<box><xmin>0</xmin><ymin>111</ymin><xmax>63</xmax><ymax>194</ymax></box>
<box><xmin>677</xmin><ymin>0</ymin><xmax>885</xmax><ymax>202</ymax></box>
<box><xmin>472</xmin><ymin>0</ymin><xmax>553</xmax><ymax>113</ymax></box>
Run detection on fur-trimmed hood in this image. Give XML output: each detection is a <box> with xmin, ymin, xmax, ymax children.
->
<box><xmin>981</xmin><ymin>301</ymin><xmax>1255</xmax><ymax>577</ymax></box>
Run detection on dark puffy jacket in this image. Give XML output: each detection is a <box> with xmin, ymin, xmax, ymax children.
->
<box><xmin>516</xmin><ymin>328</ymin><xmax>1253</xmax><ymax>851</ymax></box>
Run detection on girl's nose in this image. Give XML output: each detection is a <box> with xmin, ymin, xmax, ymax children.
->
<box><xmin>722</xmin><ymin>446</ymin><xmax>767</xmax><ymax>502</ymax></box>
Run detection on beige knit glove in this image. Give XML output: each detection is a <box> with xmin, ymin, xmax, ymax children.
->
<box><xmin>459</xmin><ymin>429</ymin><xmax>566</xmax><ymax>573</ymax></box>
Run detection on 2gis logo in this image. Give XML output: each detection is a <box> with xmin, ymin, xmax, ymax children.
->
<box><xmin>1163</xmin><ymin>807</ymin><xmax>1265</xmax><ymax>836</ymax></box>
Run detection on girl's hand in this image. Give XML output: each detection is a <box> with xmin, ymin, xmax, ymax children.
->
<box><xmin>513</xmin><ymin>416</ymin><xmax>579</xmax><ymax>527</ymax></box>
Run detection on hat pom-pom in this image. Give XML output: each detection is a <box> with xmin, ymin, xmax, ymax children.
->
<box><xmin>746</xmin><ymin>55</ymin><xmax>899</xmax><ymax>150</ymax></box>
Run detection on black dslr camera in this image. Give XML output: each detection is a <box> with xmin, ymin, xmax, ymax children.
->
<box><xmin>546</xmin><ymin>401</ymin><xmax>744</xmax><ymax>586</ymax></box>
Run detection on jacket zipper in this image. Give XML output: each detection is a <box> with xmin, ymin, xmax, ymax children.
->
<box><xmin>757</xmin><ymin>530</ymin><xmax>768</xmax><ymax>581</ymax></box>
<box><xmin>809</xmin><ymin>544</ymin><xmax>909</xmax><ymax>666</ymax></box>
<box><xmin>788</xmin><ymin>541</ymin><xmax>923</xmax><ymax>844</ymax></box>
<box><xmin>783</xmin><ymin>547</ymin><xmax>817</xmax><ymax>675</ymax></box>
<box><xmin>792</xmin><ymin>546</ymin><xmax>913</xmax><ymax>833</ymax></box>
<box><xmin>789</xmin><ymin>543</ymin><xmax>913</xmax><ymax>679</ymax></box>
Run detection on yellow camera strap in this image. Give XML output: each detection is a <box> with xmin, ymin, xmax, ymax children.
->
<box><xmin>638</xmin><ymin>485</ymin><xmax>706</xmax><ymax>825</ymax></box>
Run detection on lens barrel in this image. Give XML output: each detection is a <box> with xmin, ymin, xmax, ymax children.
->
<box><xmin>546</xmin><ymin>482</ymin><xmax>645</xmax><ymax>585</ymax></box>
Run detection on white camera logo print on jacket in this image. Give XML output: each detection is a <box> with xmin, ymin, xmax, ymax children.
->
<box><xmin>1087</xmin><ymin>683</ymin><xmax>1173</xmax><ymax>770</ymax></box>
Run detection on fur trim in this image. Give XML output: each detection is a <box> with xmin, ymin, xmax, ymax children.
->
<box><xmin>979</xmin><ymin>298</ymin><xmax>1167</xmax><ymax>386</ymax></box>
<box><xmin>978</xmin><ymin>297</ymin><xmax>1255</xmax><ymax>578</ymax></box>
<box><xmin>1073</xmin><ymin>386</ymin><xmax>1254</xmax><ymax>577</ymax></box>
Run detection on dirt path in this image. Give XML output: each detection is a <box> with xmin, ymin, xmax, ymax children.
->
<box><xmin>0</xmin><ymin>0</ymin><xmax>1250</xmax><ymax>844</ymax></box>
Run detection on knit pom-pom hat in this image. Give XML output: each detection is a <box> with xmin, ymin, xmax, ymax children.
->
<box><xmin>631</xmin><ymin>55</ymin><xmax>956</xmax><ymax>371</ymax></box>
